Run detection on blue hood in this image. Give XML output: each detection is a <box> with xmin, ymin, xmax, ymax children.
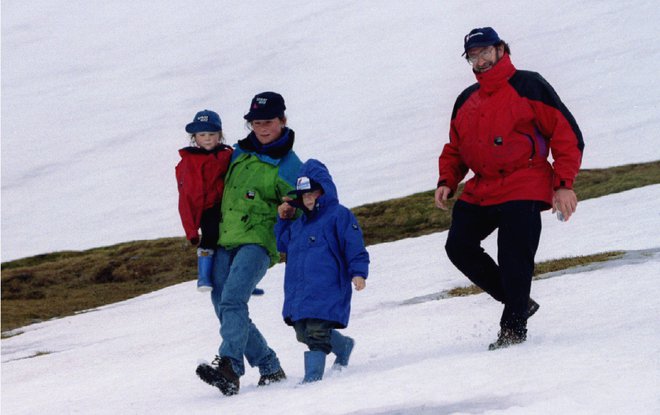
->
<box><xmin>292</xmin><ymin>159</ymin><xmax>339</xmax><ymax>212</ymax></box>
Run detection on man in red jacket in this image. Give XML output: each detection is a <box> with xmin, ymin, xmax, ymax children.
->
<box><xmin>435</xmin><ymin>27</ymin><xmax>584</xmax><ymax>350</ymax></box>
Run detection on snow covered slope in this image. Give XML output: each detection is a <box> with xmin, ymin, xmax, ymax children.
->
<box><xmin>2</xmin><ymin>0</ymin><xmax>660</xmax><ymax>260</ymax></box>
<box><xmin>2</xmin><ymin>186</ymin><xmax>659</xmax><ymax>414</ymax></box>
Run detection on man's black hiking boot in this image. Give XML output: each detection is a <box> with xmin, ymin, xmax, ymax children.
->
<box><xmin>488</xmin><ymin>328</ymin><xmax>527</xmax><ymax>351</ymax></box>
<box><xmin>196</xmin><ymin>356</ymin><xmax>240</xmax><ymax>396</ymax></box>
<box><xmin>257</xmin><ymin>368</ymin><xmax>287</xmax><ymax>386</ymax></box>
<box><xmin>528</xmin><ymin>298</ymin><xmax>540</xmax><ymax>319</ymax></box>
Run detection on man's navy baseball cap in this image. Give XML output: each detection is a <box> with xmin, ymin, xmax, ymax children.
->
<box><xmin>462</xmin><ymin>27</ymin><xmax>501</xmax><ymax>56</ymax></box>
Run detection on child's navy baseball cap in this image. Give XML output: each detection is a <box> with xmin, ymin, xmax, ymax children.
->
<box><xmin>186</xmin><ymin>110</ymin><xmax>222</xmax><ymax>133</ymax></box>
<box><xmin>244</xmin><ymin>92</ymin><xmax>286</xmax><ymax>121</ymax></box>
<box><xmin>288</xmin><ymin>176</ymin><xmax>323</xmax><ymax>196</ymax></box>
<box><xmin>462</xmin><ymin>27</ymin><xmax>501</xmax><ymax>56</ymax></box>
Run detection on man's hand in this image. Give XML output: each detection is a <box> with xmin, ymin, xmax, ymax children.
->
<box><xmin>552</xmin><ymin>188</ymin><xmax>578</xmax><ymax>221</ymax></box>
<box><xmin>435</xmin><ymin>186</ymin><xmax>452</xmax><ymax>210</ymax></box>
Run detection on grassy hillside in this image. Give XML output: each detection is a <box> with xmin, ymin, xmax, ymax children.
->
<box><xmin>355</xmin><ymin>161</ymin><xmax>660</xmax><ymax>245</ymax></box>
<box><xmin>2</xmin><ymin>161</ymin><xmax>659</xmax><ymax>334</ymax></box>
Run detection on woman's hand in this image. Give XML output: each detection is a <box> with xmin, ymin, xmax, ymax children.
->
<box><xmin>277</xmin><ymin>196</ymin><xmax>296</xmax><ymax>219</ymax></box>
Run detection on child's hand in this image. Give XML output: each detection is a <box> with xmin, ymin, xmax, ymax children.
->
<box><xmin>352</xmin><ymin>276</ymin><xmax>366</xmax><ymax>291</ymax></box>
<box><xmin>278</xmin><ymin>196</ymin><xmax>296</xmax><ymax>219</ymax></box>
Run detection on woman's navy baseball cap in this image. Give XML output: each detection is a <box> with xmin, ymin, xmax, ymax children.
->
<box><xmin>185</xmin><ymin>110</ymin><xmax>222</xmax><ymax>133</ymax></box>
<box><xmin>462</xmin><ymin>27</ymin><xmax>501</xmax><ymax>56</ymax></box>
<box><xmin>244</xmin><ymin>92</ymin><xmax>286</xmax><ymax>121</ymax></box>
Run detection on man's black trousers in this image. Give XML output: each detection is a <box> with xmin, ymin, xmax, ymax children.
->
<box><xmin>445</xmin><ymin>199</ymin><xmax>543</xmax><ymax>333</ymax></box>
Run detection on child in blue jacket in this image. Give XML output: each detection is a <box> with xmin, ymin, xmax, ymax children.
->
<box><xmin>275</xmin><ymin>159</ymin><xmax>370</xmax><ymax>383</ymax></box>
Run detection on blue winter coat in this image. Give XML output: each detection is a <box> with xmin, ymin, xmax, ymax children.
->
<box><xmin>275</xmin><ymin>159</ymin><xmax>370</xmax><ymax>328</ymax></box>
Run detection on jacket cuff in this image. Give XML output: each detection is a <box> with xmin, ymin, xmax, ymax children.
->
<box><xmin>437</xmin><ymin>178</ymin><xmax>458</xmax><ymax>199</ymax></box>
<box><xmin>553</xmin><ymin>177</ymin><xmax>574</xmax><ymax>190</ymax></box>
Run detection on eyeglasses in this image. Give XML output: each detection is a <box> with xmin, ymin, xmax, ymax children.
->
<box><xmin>466</xmin><ymin>46</ymin><xmax>495</xmax><ymax>65</ymax></box>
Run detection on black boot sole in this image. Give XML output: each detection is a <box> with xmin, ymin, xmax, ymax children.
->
<box><xmin>488</xmin><ymin>336</ymin><xmax>526</xmax><ymax>351</ymax></box>
<box><xmin>258</xmin><ymin>369</ymin><xmax>287</xmax><ymax>386</ymax></box>
<box><xmin>196</xmin><ymin>363</ymin><xmax>239</xmax><ymax>396</ymax></box>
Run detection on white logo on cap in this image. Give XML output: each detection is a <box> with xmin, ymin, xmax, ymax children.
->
<box><xmin>466</xmin><ymin>32</ymin><xmax>484</xmax><ymax>41</ymax></box>
<box><xmin>197</xmin><ymin>115</ymin><xmax>209</xmax><ymax>122</ymax></box>
<box><xmin>256</xmin><ymin>97</ymin><xmax>268</xmax><ymax>105</ymax></box>
<box><xmin>296</xmin><ymin>176</ymin><xmax>312</xmax><ymax>191</ymax></box>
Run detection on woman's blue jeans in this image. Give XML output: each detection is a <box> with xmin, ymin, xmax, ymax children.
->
<box><xmin>211</xmin><ymin>244</ymin><xmax>281</xmax><ymax>377</ymax></box>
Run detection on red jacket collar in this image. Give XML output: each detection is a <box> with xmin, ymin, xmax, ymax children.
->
<box><xmin>475</xmin><ymin>53</ymin><xmax>516</xmax><ymax>95</ymax></box>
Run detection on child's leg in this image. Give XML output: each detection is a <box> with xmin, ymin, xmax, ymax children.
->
<box><xmin>196</xmin><ymin>248</ymin><xmax>214</xmax><ymax>292</ymax></box>
<box><xmin>294</xmin><ymin>319</ymin><xmax>333</xmax><ymax>382</ymax></box>
<box><xmin>303</xmin><ymin>350</ymin><xmax>326</xmax><ymax>383</ymax></box>
<box><xmin>199</xmin><ymin>204</ymin><xmax>221</xmax><ymax>250</ymax></box>
<box><xmin>330</xmin><ymin>330</ymin><xmax>355</xmax><ymax>368</ymax></box>
<box><xmin>197</xmin><ymin>205</ymin><xmax>221</xmax><ymax>292</ymax></box>
<box><xmin>293</xmin><ymin>319</ymin><xmax>333</xmax><ymax>353</ymax></box>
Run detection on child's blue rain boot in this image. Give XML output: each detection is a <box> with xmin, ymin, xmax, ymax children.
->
<box><xmin>330</xmin><ymin>330</ymin><xmax>355</xmax><ymax>369</ymax></box>
<box><xmin>197</xmin><ymin>248</ymin><xmax>214</xmax><ymax>292</ymax></box>
<box><xmin>302</xmin><ymin>351</ymin><xmax>326</xmax><ymax>383</ymax></box>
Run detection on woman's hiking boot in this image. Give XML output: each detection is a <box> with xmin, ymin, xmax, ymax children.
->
<box><xmin>196</xmin><ymin>356</ymin><xmax>240</xmax><ymax>396</ymax></box>
<box><xmin>258</xmin><ymin>368</ymin><xmax>287</xmax><ymax>386</ymax></box>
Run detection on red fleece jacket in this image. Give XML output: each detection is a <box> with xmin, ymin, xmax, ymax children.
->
<box><xmin>175</xmin><ymin>145</ymin><xmax>232</xmax><ymax>241</ymax></box>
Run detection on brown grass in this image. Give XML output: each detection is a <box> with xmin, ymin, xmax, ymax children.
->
<box><xmin>2</xmin><ymin>238</ymin><xmax>196</xmax><ymax>332</ymax></box>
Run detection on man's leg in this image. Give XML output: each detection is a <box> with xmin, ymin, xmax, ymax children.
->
<box><xmin>497</xmin><ymin>201</ymin><xmax>542</xmax><ymax>335</ymax></box>
<box><xmin>445</xmin><ymin>200</ymin><xmax>504</xmax><ymax>302</ymax></box>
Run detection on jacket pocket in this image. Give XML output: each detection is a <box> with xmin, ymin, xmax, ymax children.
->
<box><xmin>488</xmin><ymin>131</ymin><xmax>534</xmax><ymax>174</ymax></box>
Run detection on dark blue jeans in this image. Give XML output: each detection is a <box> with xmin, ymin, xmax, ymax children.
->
<box><xmin>293</xmin><ymin>319</ymin><xmax>335</xmax><ymax>354</ymax></box>
<box><xmin>445</xmin><ymin>200</ymin><xmax>542</xmax><ymax>333</ymax></box>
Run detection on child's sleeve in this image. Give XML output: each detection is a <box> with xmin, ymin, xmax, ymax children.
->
<box><xmin>338</xmin><ymin>209</ymin><xmax>370</xmax><ymax>279</ymax></box>
<box><xmin>175</xmin><ymin>158</ymin><xmax>202</xmax><ymax>241</ymax></box>
<box><xmin>275</xmin><ymin>217</ymin><xmax>293</xmax><ymax>253</ymax></box>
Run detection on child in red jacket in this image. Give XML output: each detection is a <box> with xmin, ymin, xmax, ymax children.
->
<box><xmin>176</xmin><ymin>110</ymin><xmax>232</xmax><ymax>291</ymax></box>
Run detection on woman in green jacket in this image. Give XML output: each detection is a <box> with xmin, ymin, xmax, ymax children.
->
<box><xmin>196</xmin><ymin>92</ymin><xmax>302</xmax><ymax>396</ymax></box>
